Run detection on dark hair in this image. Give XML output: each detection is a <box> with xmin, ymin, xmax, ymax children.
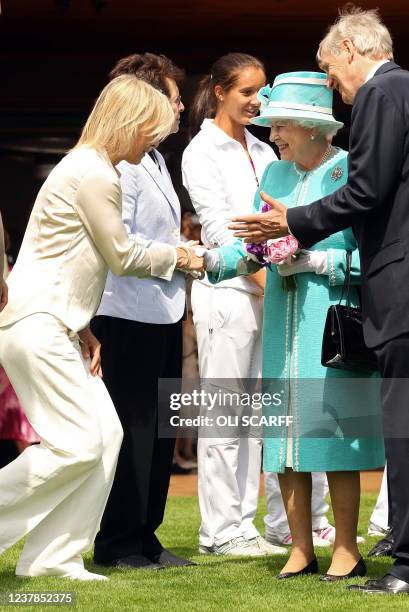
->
<box><xmin>189</xmin><ymin>52</ymin><xmax>265</xmax><ymax>138</ymax></box>
<box><xmin>109</xmin><ymin>53</ymin><xmax>185</xmax><ymax>98</ymax></box>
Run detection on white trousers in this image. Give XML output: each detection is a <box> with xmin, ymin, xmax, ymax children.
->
<box><xmin>264</xmin><ymin>472</ymin><xmax>330</xmax><ymax>536</ymax></box>
<box><xmin>370</xmin><ymin>465</ymin><xmax>389</xmax><ymax>530</ymax></box>
<box><xmin>192</xmin><ymin>282</ymin><xmax>263</xmax><ymax>546</ymax></box>
<box><xmin>0</xmin><ymin>314</ymin><xmax>123</xmax><ymax>576</ymax></box>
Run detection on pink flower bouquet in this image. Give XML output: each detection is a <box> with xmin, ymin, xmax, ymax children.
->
<box><xmin>246</xmin><ymin>204</ymin><xmax>299</xmax><ymax>291</ymax></box>
<box><xmin>264</xmin><ymin>235</ymin><xmax>300</xmax><ymax>264</ymax></box>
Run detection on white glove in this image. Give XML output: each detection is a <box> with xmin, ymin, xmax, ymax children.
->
<box><xmin>277</xmin><ymin>250</ymin><xmax>328</xmax><ymax>276</ymax></box>
<box><xmin>203</xmin><ymin>249</ymin><xmax>221</xmax><ymax>272</ymax></box>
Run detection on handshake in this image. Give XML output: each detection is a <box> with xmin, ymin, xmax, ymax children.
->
<box><xmin>175</xmin><ymin>241</ymin><xmax>208</xmax><ymax>279</ymax></box>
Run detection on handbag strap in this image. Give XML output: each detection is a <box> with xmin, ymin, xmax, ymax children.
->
<box><xmin>339</xmin><ymin>251</ymin><xmax>352</xmax><ymax>306</ymax></box>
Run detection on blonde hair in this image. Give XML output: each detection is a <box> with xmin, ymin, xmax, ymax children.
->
<box><xmin>75</xmin><ymin>75</ymin><xmax>174</xmax><ymax>160</ymax></box>
<box><xmin>317</xmin><ymin>5</ymin><xmax>393</xmax><ymax>63</ymax></box>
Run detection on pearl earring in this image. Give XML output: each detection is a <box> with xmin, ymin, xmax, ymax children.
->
<box><xmin>311</xmin><ymin>135</ymin><xmax>315</xmax><ymax>141</ymax></box>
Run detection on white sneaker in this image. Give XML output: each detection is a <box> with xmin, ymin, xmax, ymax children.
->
<box><xmin>16</xmin><ymin>569</ymin><xmax>108</xmax><ymax>581</ymax></box>
<box><xmin>265</xmin><ymin>524</ymin><xmax>364</xmax><ymax>548</ymax></box>
<box><xmin>265</xmin><ymin>530</ymin><xmax>294</xmax><ymax>546</ymax></box>
<box><xmin>367</xmin><ymin>522</ymin><xmax>388</xmax><ymax>537</ymax></box>
<box><xmin>199</xmin><ymin>536</ymin><xmax>269</xmax><ymax>556</ymax></box>
<box><xmin>314</xmin><ymin>525</ymin><xmax>365</xmax><ymax>545</ymax></box>
<box><xmin>266</xmin><ymin>530</ymin><xmax>331</xmax><ymax>548</ymax></box>
<box><xmin>312</xmin><ymin>528</ymin><xmax>333</xmax><ymax>547</ymax></box>
<box><xmin>245</xmin><ymin>536</ymin><xmax>287</xmax><ymax>555</ymax></box>
<box><xmin>64</xmin><ymin>570</ymin><xmax>108</xmax><ymax>581</ymax></box>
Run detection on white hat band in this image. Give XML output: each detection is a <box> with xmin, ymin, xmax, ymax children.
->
<box><xmin>273</xmin><ymin>77</ymin><xmax>326</xmax><ymax>87</ymax></box>
<box><xmin>267</xmin><ymin>101</ymin><xmax>333</xmax><ymax>115</ymax></box>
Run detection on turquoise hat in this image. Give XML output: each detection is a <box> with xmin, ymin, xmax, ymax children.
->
<box><xmin>251</xmin><ymin>71</ymin><xmax>343</xmax><ymax>130</ymax></box>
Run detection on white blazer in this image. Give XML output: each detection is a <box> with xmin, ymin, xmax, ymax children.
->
<box><xmin>182</xmin><ymin>119</ymin><xmax>276</xmax><ymax>294</ymax></box>
<box><xmin>0</xmin><ymin>147</ymin><xmax>177</xmax><ymax>333</ymax></box>
<box><xmin>97</xmin><ymin>151</ymin><xmax>186</xmax><ymax>324</ymax></box>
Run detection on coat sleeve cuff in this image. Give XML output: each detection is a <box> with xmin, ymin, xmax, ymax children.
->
<box><xmin>148</xmin><ymin>246</ymin><xmax>177</xmax><ymax>281</ymax></box>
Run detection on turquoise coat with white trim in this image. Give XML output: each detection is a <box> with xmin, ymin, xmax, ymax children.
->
<box><xmin>208</xmin><ymin>149</ymin><xmax>384</xmax><ymax>472</ymax></box>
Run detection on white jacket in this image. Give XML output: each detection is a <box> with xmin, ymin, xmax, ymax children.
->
<box><xmin>182</xmin><ymin>119</ymin><xmax>276</xmax><ymax>294</ymax></box>
<box><xmin>97</xmin><ymin>151</ymin><xmax>185</xmax><ymax>324</ymax></box>
<box><xmin>0</xmin><ymin>147</ymin><xmax>177</xmax><ymax>332</ymax></box>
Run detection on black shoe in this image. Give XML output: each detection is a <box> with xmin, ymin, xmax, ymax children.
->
<box><xmin>276</xmin><ymin>557</ymin><xmax>318</xmax><ymax>580</ymax></box>
<box><xmin>320</xmin><ymin>557</ymin><xmax>366</xmax><ymax>582</ymax></box>
<box><xmin>367</xmin><ymin>529</ymin><xmax>394</xmax><ymax>557</ymax></box>
<box><xmin>148</xmin><ymin>549</ymin><xmax>197</xmax><ymax>567</ymax></box>
<box><xmin>94</xmin><ymin>553</ymin><xmax>164</xmax><ymax>570</ymax></box>
<box><xmin>348</xmin><ymin>574</ymin><xmax>409</xmax><ymax>594</ymax></box>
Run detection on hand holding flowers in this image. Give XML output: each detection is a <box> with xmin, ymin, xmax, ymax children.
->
<box><xmin>245</xmin><ymin>203</ymin><xmax>299</xmax><ymax>290</ymax></box>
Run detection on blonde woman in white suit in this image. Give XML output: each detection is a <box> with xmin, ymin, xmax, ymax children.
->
<box><xmin>0</xmin><ymin>76</ymin><xmax>204</xmax><ymax>581</ymax></box>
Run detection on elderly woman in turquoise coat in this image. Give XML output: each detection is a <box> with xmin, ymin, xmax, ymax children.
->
<box><xmin>204</xmin><ymin>72</ymin><xmax>384</xmax><ymax>581</ymax></box>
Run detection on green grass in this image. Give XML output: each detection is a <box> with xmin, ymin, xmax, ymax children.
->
<box><xmin>0</xmin><ymin>494</ymin><xmax>407</xmax><ymax>611</ymax></box>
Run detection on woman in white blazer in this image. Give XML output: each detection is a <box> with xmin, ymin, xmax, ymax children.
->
<box><xmin>182</xmin><ymin>53</ymin><xmax>284</xmax><ymax>557</ymax></box>
<box><xmin>0</xmin><ymin>75</ymin><xmax>203</xmax><ymax>581</ymax></box>
<box><xmin>92</xmin><ymin>53</ymin><xmax>193</xmax><ymax>570</ymax></box>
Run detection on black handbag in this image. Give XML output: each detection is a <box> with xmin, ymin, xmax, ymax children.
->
<box><xmin>321</xmin><ymin>251</ymin><xmax>378</xmax><ymax>373</ymax></box>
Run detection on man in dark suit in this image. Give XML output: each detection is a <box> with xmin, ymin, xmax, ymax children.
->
<box><xmin>231</xmin><ymin>6</ymin><xmax>409</xmax><ymax>595</ymax></box>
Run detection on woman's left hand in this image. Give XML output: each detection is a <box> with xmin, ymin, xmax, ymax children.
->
<box><xmin>277</xmin><ymin>250</ymin><xmax>328</xmax><ymax>276</ymax></box>
<box><xmin>78</xmin><ymin>326</ymin><xmax>102</xmax><ymax>377</ymax></box>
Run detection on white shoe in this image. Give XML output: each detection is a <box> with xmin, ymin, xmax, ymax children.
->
<box><xmin>314</xmin><ymin>525</ymin><xmax>365</xmax><ymax>545</ymax></box>
<box><xmin>245</xmin><ymin>536</ymin><xmax>287</xmax><ymax>555</ymax></box>
<box><xmin>265</xmin><ymin>530</ymin><xmax>331</xmax><ymax>548</ymax></box>
<box><xmin>16</xmin><ymin>569</ymin><xmax>108</xmax><ymax>581</ymax></box>
<box><xmin>199</xmin><ymin>536</ymin><xmax>268</xmax><ymax>556</ymax></box>
<box><xmin>312</xmin><ymin>529</ymin><xmax>333</xmax><ymax>547</ymax></box>
<box><xmin>367</xmin><ymin>522</ymin><xmax>388</xmax><ymax>537</ymax></box>
<box><xmin>63</xmin><ymin>570</ymin><xmax>108</xmax><ymax>581</ymax></box>
<box><xmin>265</xmin><ymin>524</ymin><xmax>364</xmax><ymax>548</ymax></box>
<box><xmin>264</xmin><ymin>530</ymin><xmax>294</xmax><ymax>546</ymax></box>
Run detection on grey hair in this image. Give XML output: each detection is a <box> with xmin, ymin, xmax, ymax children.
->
<box><xmin>317</xmin><ymin>5</ymin><xmax>393</xmax><ymax>63</ymax></box>
<box><xmin>288</xmin><ymin>119</ymin><xmax>340</xmax><ymax>139</ymax></box>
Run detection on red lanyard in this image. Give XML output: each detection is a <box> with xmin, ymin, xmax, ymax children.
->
<box><xmin>248</xmin><ymin>154</ymin><xmax>259</xmax><ymax>187</ymax></box>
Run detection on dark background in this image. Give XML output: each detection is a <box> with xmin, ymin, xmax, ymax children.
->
<box><xmin>1</xmin><ymin>0</ymin><xmax>408</xmax><ymax>254</ymax></box>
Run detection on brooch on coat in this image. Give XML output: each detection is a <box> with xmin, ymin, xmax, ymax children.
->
<box><xmin>331</xmin><ymin>166</ymin><xmax>344</xmax><ymax>181</ymax></box>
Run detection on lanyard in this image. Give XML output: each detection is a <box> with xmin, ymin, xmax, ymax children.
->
<box><xmin>244</xmin><ymin>135</ymin><xmax>259</xmax><ymax>187</ymax></box>
<box><xmin>248</xmin><ymin>153</ymin><xmax>259</xmax><ymax>187</ymax></box>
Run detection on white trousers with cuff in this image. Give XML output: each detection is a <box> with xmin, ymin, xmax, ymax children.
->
<box><xmin>0</xmin><ymin>313</ymin><xmax>123</xmax><ymax>577</ymax></box>
<box><xmin>192</xmin><ymin>282</ymin><xmax>263</xmax><ymax>547</ymax></box>
<box><xmin>369</xmin><ymin>464</ymin><xmax>389</xmax><ymax>531</ymax></box>
<box><xmin>264</xmin><ymin>471</ymin><xmax>330</xmax><ymax>538</ymax></box>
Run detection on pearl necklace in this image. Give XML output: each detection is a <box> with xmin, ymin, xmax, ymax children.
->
<box><xmin>294</xmin><ymin>145</ymin><xmax>336</xmax><ymax>177</ymax></box>
<box><xmin>316</xmin><ymin>144</ymin><xmax>335</xmax><ymax>169</ymax></box>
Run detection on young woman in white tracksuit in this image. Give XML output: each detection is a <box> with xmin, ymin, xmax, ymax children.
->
<box><xmin>182</xmin><ymin>53</ymin><xmax>283</xmax><ymax>556</ymax></box>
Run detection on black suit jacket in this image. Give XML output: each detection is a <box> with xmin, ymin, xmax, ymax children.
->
<box><xmin>287</xmin><ymin>62</ymin><xmax>409</xmax><ymax>348</ymax></box>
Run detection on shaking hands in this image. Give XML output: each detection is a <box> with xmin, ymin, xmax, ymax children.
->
<box><xmin>176</xmin><ymin>241</ymin><xmax>206</xmax><ymax>279</ymax></box>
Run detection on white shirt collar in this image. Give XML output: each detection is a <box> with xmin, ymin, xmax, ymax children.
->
<box><xmin>365</xmin><ymin>59</ymin><xmax>390</xmax><ymax>83</ymax></box>
<box><xmin>200</xmin><ymin>118</ymin><xmax>262</xmax><ymax>151</ymax></box>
